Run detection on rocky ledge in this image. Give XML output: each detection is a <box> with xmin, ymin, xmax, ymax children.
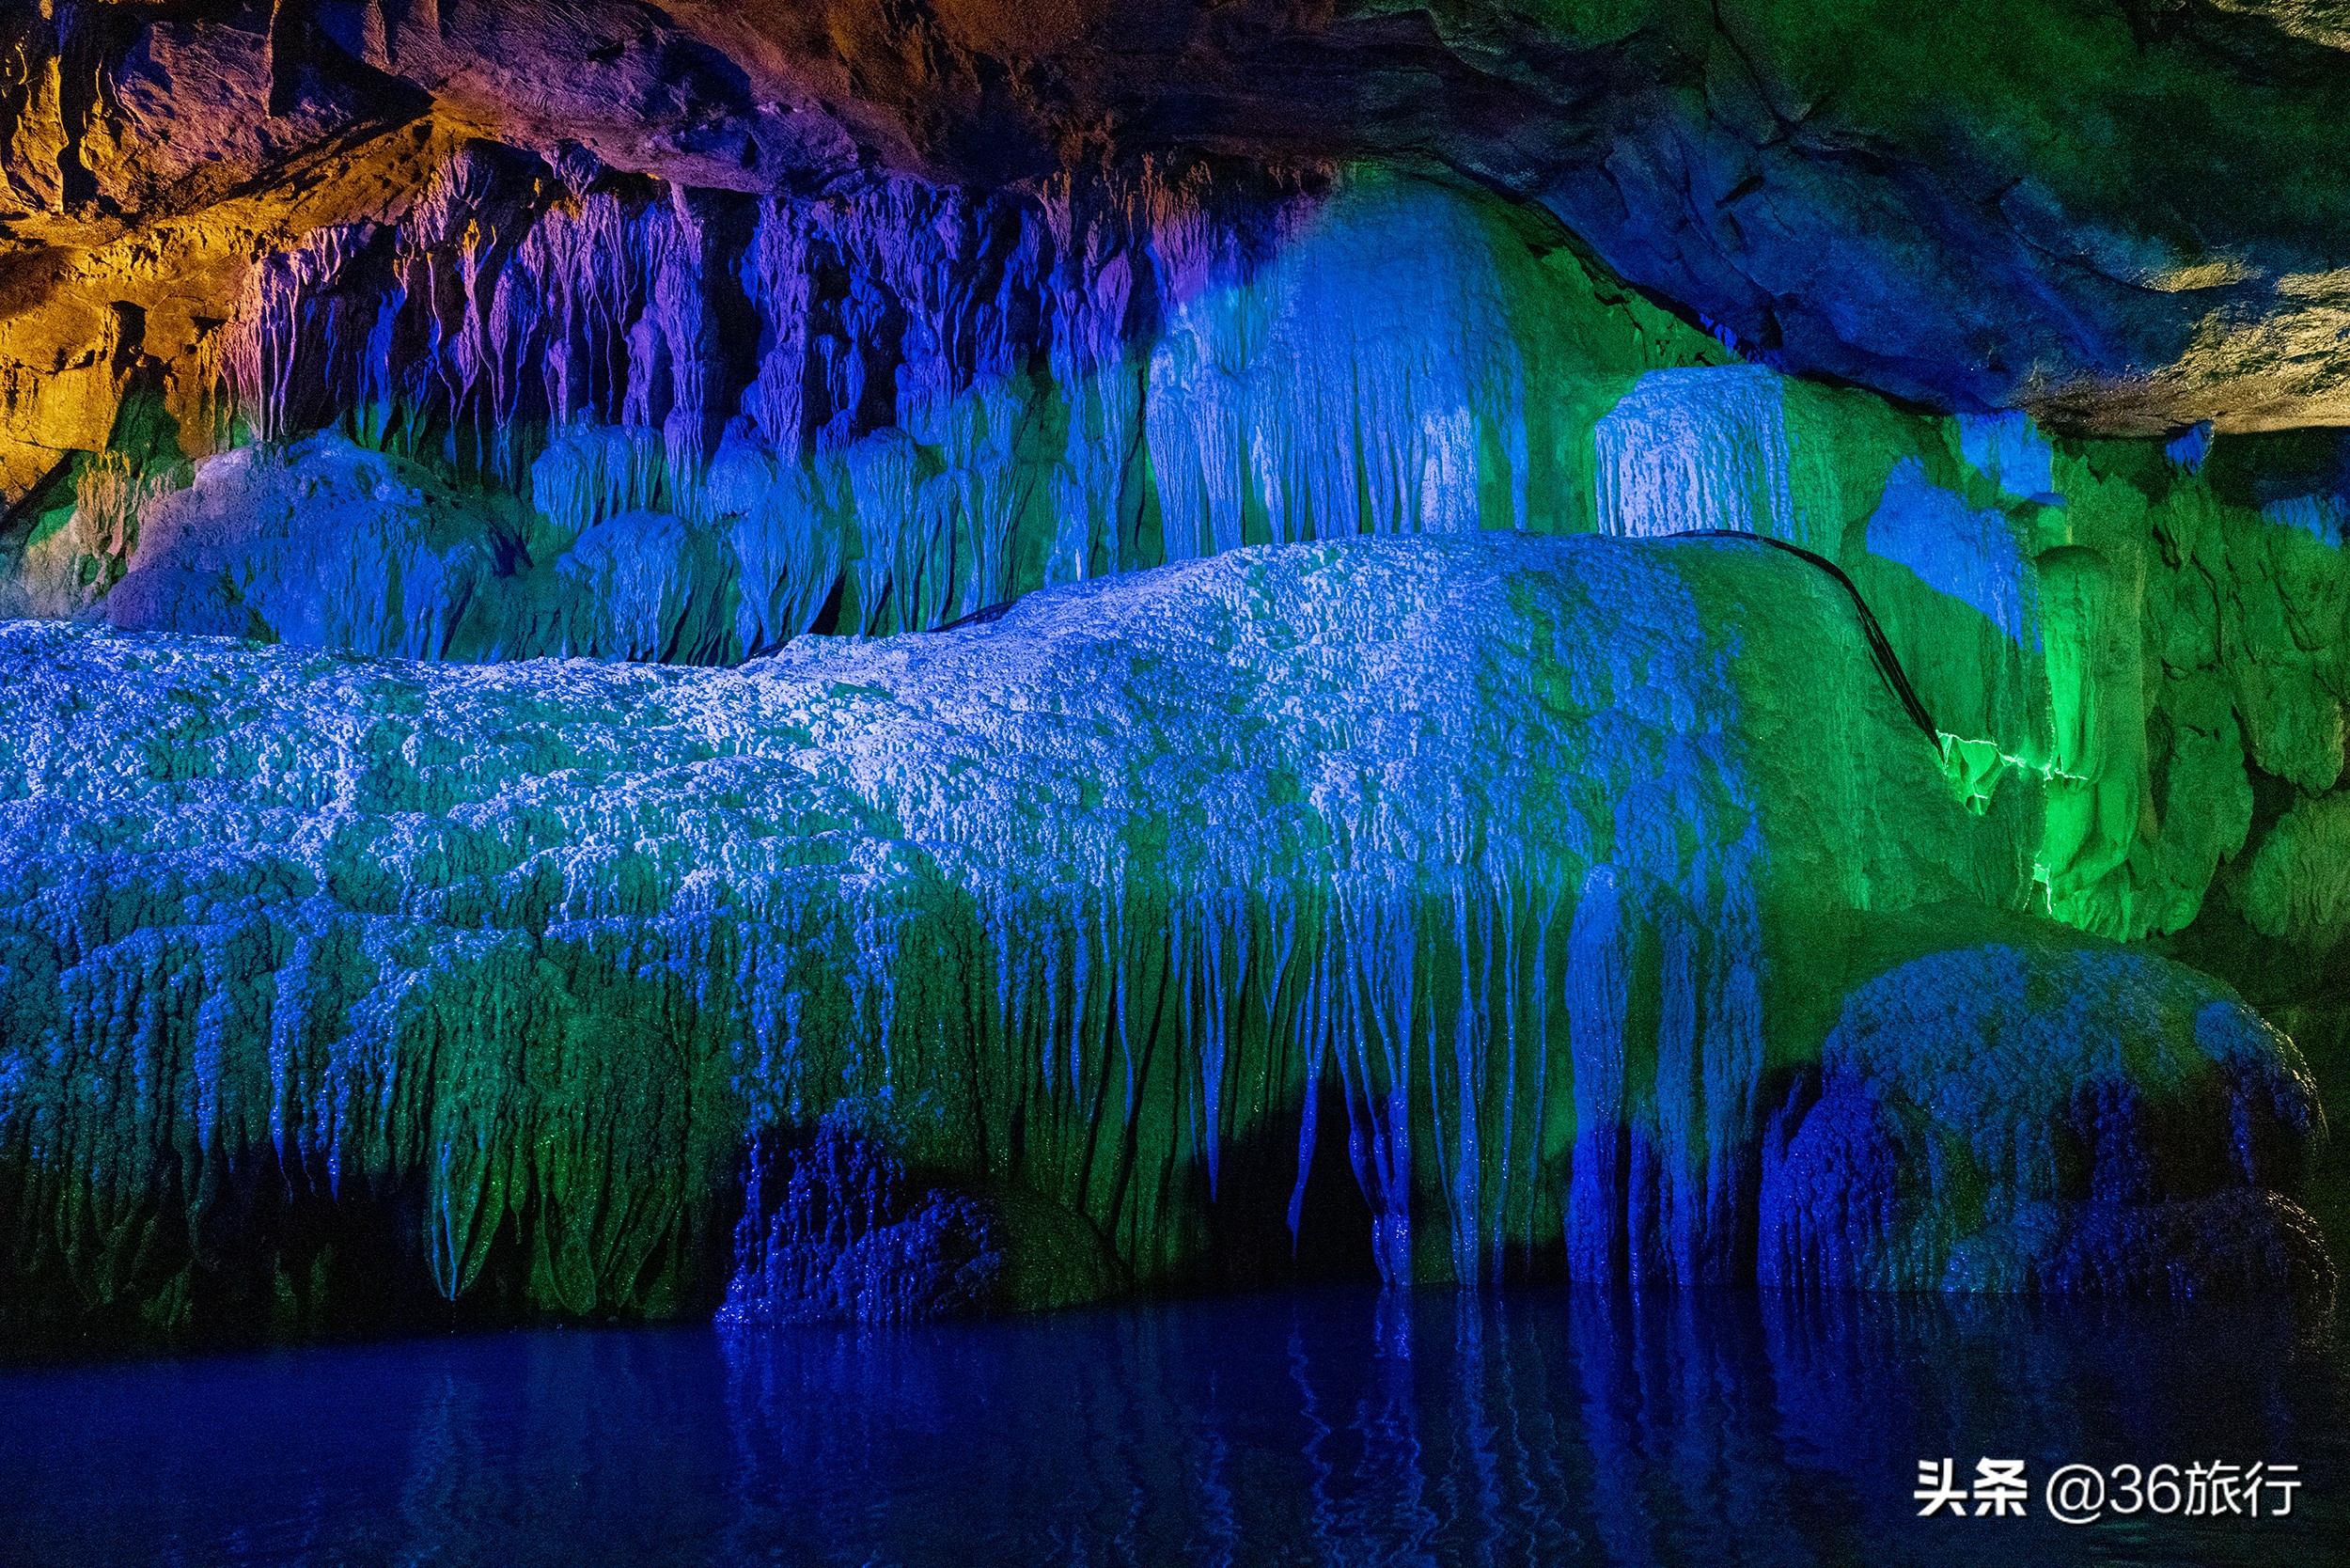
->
<box><xmin>0</xmin><ymin>533</ymin><xmax>2326</xmax><ymax>1340</ymax></box>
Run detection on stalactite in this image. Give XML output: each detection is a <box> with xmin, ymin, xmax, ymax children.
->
<box><xmin>740</xmin><ymin>205</ymin><xmax>815</xmax><ymax>451</ymax></box>
<box><xmin>164</xmin><ymin>158</ymin><xmax>1707</xmax><ymax>668</ymax></box>
<box><xmin>7</xmin><ymin>532</ymin><xmax>2068</xmax><ymax>1334</ymax></box>
<box><xmin>554</xmin><ymin>510</ymin><xmax>738</xmax><ymax>663</ymax></box>
<box><xmin>831</xmin><ymin>428</ymin><xmax>932</xmax><ymax>635</ymax></box>
<box><xmin>530</xmin><ymin>423</ymin><xmax>670</xmax><ymax>544</ymax></box>
<box><xmin>520</xmin><ymin>192</ymin><xmax>647</xmax><ymax>429</ymax></box>
<box><xmin>219</xmin><ymin>224</ymin><xmax>387</xmax><ymax>444</ymax></box>
<box><xmin>707</xmin><ymin>434</ymin><xmax>847</xmax><ymax>650</ymax></box>
<box><xmin>10</xmin><ymin>133</ymin><xmax>2344</xmax><ymax>1341</ymax></box>
<box><xmin>1597</xmin><ymin>367</ymin><xmax>1802</xmax><ymax>547</ymax></box>
<box><xmin>938</xmin><ymin>386</ymin><xmax>1037</xmax><ymax>616</ymax></box>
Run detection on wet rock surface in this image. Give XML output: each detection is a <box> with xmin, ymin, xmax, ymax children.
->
<box><xmin>4</xmin><ymin>6</ymin><xmax>2349</xmax><ymax>1340</ymax></box>
<box><xmin>1763</xmin><ymin>942</ymin><xmax>2333</xmax><ymax>1295</ymax></box>
<box><xmin>0</xmin><ymin>531</ymin><xmax>2023</xmax><ymax>1336</ymax></box>
<box><xmin>2</xmin><ymin>531</ymin><xmax>2331</xmax><ymax>1340</ymax></box>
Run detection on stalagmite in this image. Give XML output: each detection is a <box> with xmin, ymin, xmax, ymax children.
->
<box><xmin>1762</xmin><ymin>944</ymin><xmax>2329</xmax><ymax>1294</ymax></box>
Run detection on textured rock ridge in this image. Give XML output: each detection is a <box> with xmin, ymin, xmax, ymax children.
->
<box><xmin>0</xmin><ymin>531</ymin><xmax>2062</xmax><ymax>1336</ymax></box>
<box><xmin>3</xmin><ymin>532</ymin><xmax>2330</xmax><ymax>1339</ymax></box>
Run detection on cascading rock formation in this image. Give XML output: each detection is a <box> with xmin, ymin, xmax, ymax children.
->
<box><xmin>2</xmin><ymin>0</ymin><xmax>2347</xmax><ymax>1341</ymax></box>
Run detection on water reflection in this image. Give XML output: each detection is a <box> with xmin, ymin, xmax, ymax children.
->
<box><xmin>1</xmin><ymin>1288</ymin><xmax>2339</xmax><ymax>1566</ymax></box>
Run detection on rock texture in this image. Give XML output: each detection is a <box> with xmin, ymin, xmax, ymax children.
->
<box><xmin>3</xmin><ymin>3</ymin><xmax>2348</xmax><ymax>1339</ymax></box>
<box><xmin>1763</xmin><ymin>942</ymin><xmax>2330</xmax><ymax>1295</ymax></box>
<box><xmin>1</xmin><ymin>531</ymin><xmax>2064</xmax><ymax>1336</ymax></box>
<box><xmin>12</xmin><ymin>151</ymin><xmax>2350</xmax><ymax>965</ymax></box>
<box><xmin>4</xmin><ymin>164</ymin><xmax>1721</xmax><ymax>639</ymax></box>
<box><xmin>14</xmin><ymin>0</ymin><xmax>2350</xmax><ymax>494</ymax></box>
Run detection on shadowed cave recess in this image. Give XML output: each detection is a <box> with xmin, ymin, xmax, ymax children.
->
<box><xmin>4</xmin><ymin>0</ymin><xmax>2350</xmax><ymax>1346</ymax></box>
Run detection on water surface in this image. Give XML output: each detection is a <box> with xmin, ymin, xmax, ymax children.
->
<box><xmin>2</xmin><ymin>1286</ymin><xmax>2340</xmax><ymax>1566</ymax></box>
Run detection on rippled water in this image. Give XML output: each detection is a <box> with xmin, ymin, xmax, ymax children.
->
<box><xmin>1</xmin><ymin>1287</ymin><xmax>2340</xmax><ymax>1566</ymax></box>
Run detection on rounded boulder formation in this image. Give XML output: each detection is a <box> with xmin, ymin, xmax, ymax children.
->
<box><xmin>1762</xmin><ymin>942</ymin><xmax>2333</xmax><ymax>1296</ymax></box>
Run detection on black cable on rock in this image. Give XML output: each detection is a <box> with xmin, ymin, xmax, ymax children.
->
<box><xmin>932</xmin><ymin>598</ymin><xmax>1021</xmax><ymax>634</ymax></box>
<box><xmin>773</xmin><ymin>531</ymin><xmax>1943</xmax><ymax>756</ymax></box>
<box><xmin>1656</xmin><ymin>528</ymin><xmax>1944</xmax><ymax>746</ymax></box>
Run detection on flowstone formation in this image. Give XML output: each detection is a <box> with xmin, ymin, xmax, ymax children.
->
<box><xmin>1763</xmin><ymin>942</ymin><xmax>2330</xmax><ymax>1295</ymax></box>
<box><xmin>3</xmin><ymin>2</ymin><xmax>2349</xmax><ymax>1342</ymax></box>
<box><xmin>0</xmin><ymin>530</ymin><xmax>2330</xmax><ymax>1340</ymax></box>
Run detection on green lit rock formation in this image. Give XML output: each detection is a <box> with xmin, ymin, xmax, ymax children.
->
<box><xmin>0</xmin><ymin>529</ymin><xmax>2330</xmax><ymax>1338</ymax></box>
<box><xmin>4</xmin><ymin>4</ymin><xmax>2349</xmax><ymax>1343</ymax></box>
<box><xmin>1764</xmin><ymin>941</ymin><xmax>2330</xmax><ymax>1295</ymax></box>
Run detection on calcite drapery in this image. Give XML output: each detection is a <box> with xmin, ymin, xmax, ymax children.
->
<box><xmin>4</xmin><ymin>531</ymin><xmax>2085</xmax><ymax>1335</ymax></box>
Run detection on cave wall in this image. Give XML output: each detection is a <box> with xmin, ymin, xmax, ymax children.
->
<box><xmin>19</xmin><ymin>1</ymin><xmax>2350</xmax><ymax>448</ymax></box>
<box><xmin>13</xmin><ymin>132</ymin><xmax>2350</xmax><ymax>968</ymax></box>
<box><xmin>4</xmin><ymin>2</ymin><xmax>2350</xmax><ymax>1339</ymax></box>
<box><xmin>4</xmin><ymin>151</ymin><xmax>1723</xmax><ymax>651</ymax></box>
<box><xmin>19</xmin><ymin>138</ymin><xmax>2343</xmax><ymax>968</ymax></box>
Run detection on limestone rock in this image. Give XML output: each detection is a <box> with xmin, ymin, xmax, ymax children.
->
<box><xmin>1762</xmin><ymin>942</ymin><xmax>2332</xmax><ymax>1295</ymax></box>
<box><xmin>15</xmin><ymin>0</ymin><xmax>2350</xmax><ymax>497</ymax></box>
<box><xmin>0</xmin><ymin>531</ymin><xmax>2019</xmax><ymax>1334</ymax></box>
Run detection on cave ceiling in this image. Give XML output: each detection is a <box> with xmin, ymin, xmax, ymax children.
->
<box><xmin>8</xmin><ymin>0</ymin><xmax>2350</xmax><ymax>489</ymax></box>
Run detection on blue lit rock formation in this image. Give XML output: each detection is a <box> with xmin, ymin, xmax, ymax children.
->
<box><xmin>4</xmin><ymin>2</ymin><xmax>2350</xmax><ymax>1341</ymax></box>
<box><xmin>2</xmin><ymin>163</ymin><xmax>1716</xmax><ymax>650</ymax></box>
<box><xmin>0</xmin><ymin>529</ymin><xmax>2077</xmax><ymax>1334</ymax></box>
<box><xmin>17</xmin><ymin>150</ymin><xmax>2348</xmax><ymax>966</ymax></box>
<box><xmin>1762</xmin><ymin>943</ymin><xmax>2331</xmax><ymax>1295</ymax></box>
<box><xmin>17</xmin><ymin>151</ymin><xmax>2343</xmax><ymax>979</ymax></box>
<box><xmin>3</xmin><ymin>524</ymin><xmax>2334</xmax><ymax>1337</ymax></box>
<box><xmin>722</xmin><ymin>1119</ymin><xmax>1009</xmax><ymax>1327</ymax></box>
